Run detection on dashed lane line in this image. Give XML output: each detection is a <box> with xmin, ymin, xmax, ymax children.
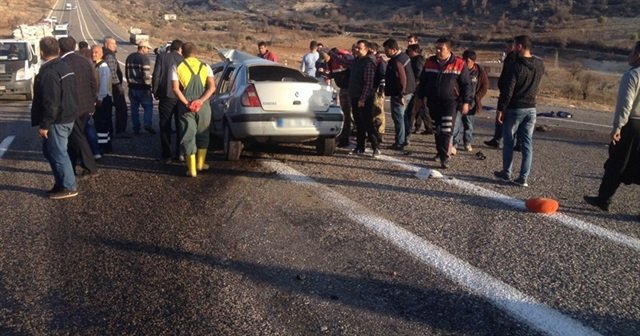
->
<box><xmin>380</xmin><ymin>155</ymin><xmax>640</xmax><ymax>253</ymax></box>
<box><xmin>262</xmin><ymin>159</ymin><xmax>601</xmax><ymax>336</ymax></box>
<box><xmin>0</xmin><ymin>136</ymin><xmax>15</xmax><ymax>159</ymax></box>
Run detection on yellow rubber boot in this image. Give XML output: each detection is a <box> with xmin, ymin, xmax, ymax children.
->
<box><xmin>186</xmin><ymin>154</ymin><xmax>197</xmax><ymax>177</ymax></box>
<box><xmin>196</xmin><ymin>148</ymin><xmax>209</xmax><ymax>171</ymax></box>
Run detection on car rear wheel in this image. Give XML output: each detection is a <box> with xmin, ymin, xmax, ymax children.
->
<box><xmin>316</xmin><ymin>137</ymin><xmax>336</xmax><ymax>156</ymax></box>
<box><xmin>224</xmin><ymin>123</ymin><xmax>243</xmax><ymax>161</ymax></box>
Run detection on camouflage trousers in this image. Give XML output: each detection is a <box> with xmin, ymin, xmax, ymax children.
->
<box><xmin>373</xmin><ymin>92</ymin><xmax>385</xmax><ymax>134</ymax></box>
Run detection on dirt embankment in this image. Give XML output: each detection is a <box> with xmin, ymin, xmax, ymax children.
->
<box><xmin>0</xmin><ymin>0</ymin><xmax>55</xmax><ymax>37</ymax></box>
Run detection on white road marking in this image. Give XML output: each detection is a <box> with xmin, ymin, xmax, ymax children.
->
<box><xmin>262</xmin><ymin>160</ymin><xmax>601</xmax><ymax>336</ymax></box>
<box><xmin>381</xmin><ymin>155</ymin><xmax>640</xmax><ymax>253</ymax></box>
<box><xmin>0</xmin><ymin>136</ymin><xmax>15</xmax><ymax>159</ymax></box>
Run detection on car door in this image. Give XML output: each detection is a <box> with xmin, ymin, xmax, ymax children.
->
<box><xmin>210</xmin><ymin>64</ymin><xmax>235</xmax><ymax>137</ymax></box>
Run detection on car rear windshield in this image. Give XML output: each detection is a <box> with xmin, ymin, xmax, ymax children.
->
<box><xmin>249</xmin><ymin>66</ymin><xmax>318</xmax><ymax>83</ymax></box>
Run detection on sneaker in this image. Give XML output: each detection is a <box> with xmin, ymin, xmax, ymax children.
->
<box><xmin>389</xmin><ymin>143</ymin><xmax>404</xmax><ymax>150</ymax></box>
<box><xmin>449</xmin><ymin>147</ymin><xmax>457</xmax><ymax>156</ymax></box>
<box><xmin>493</xmin><ymin>170</ymin><xmax>510</xmax><ymax>181</ymax></box>
<box><xmin>144</xmin><ymin>126</ymin><xmax>156</xmax><ymax>135</ymax></box>
<box><xmin>484</xmin><ymin>139</ymin><xmax>500</xmax><ymax>148</ymax></box>
<box><xmin>512</xmin><ymin>177</ymin><xmax>529</xmax><ymax>187</ymax></box>
<box><xmin>421</xmin><ymin>129</ymin><xmax>434</xmax><ymax>135</ymax></box>
<box><xmin>350</xmin><ymin>148</ymin><xmax>365</xmax><ymax>155</ymax></box>
<box><xmin>48</xmin><ymin>188</ymin><xmax>79</xmax><ymax>200</ymax></box>
<box><xmin>93</xmin><ymin>154</ymin><xmax>102</xmax><ymax>160</ymax></box>
<box><xmin>440</xmin><ymin>159</ymin><xmax>450</xmax><ymax>169</ymax></box>
<box><xmin>372</xmin><ymin>149</ymin><xmax>381</xmax><ymax>158</ymax></box>
<box><xmin>584</xmin><ymin>195</ymin><xmax>610</xmax><ymax>212</ymax></box>
<box><xmin>464</xmin><ymin>144</ymin><xmax>473</xmax><ymax>152</ymax></box>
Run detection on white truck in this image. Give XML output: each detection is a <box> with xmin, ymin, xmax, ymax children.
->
<box><xmin>52</xmin><ymin>24</ymin><xmax>69</xmax><ymax>40</ymax></box>
<box><xmin>128</xmin><ymin>27</ymin><xmax>149</xmax><ymax>45</ymax></box>
<box><xmin>0</xmin><ymin>24</ymin><xmax>52</xmax><ymax>100</ymax></box>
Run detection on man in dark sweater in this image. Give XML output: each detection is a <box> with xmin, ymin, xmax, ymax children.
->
<box><xmin>125</xmin><ymin>40</ymin><xmax>154</xmax><ymax>135</ymax></box>
<box><xmin>494</xmin><ymin>35</ymin><xmax>545</xmax><ymax>187</ymax></box>
<box><xmin>349</xmin><ymin>40</ymin><xmax>380</xmax><ymax>157</ymax></box>
<box><xmin>383</xmin><ymin>38</ymin><xmax>415</xmax><ymax>150</ymax></box>
<box><xmin>152</xmin><ymin>39</ymin><xmax>184</xmax><ymax>163</ymax></box>
<box><xmin>31</xmin><ymin>36</ymin><xmax>79</xmax><ymax>199</ymax></box>
<box><xmin>59</xmin><ymin>37</ymin><xmax>98</xmax><ymax>177</ymax></box>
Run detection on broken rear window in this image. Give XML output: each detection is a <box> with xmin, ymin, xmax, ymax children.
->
<box><xmin>249</xmin><ymin>65</ymin><xmax>318</xmax><ymax>83</ymax></box>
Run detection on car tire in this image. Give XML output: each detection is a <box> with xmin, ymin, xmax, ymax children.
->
<box><xmin>316</xmin><ymin>137</ymin><xmax>336</xmax><ymax>156</ymax></box>
<box><xmin>224</xmin><ymin>123</ymin><xmax>243</xmax><ymax>161</ymax></box>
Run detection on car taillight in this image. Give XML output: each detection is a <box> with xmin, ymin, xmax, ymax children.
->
<box><xmin>241</xmin><ymin>84</ymin><xmax>261</xmax><ymax>107</ymax></box>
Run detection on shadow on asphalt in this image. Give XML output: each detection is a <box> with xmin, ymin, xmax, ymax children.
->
<box><xmin>77</xmin><ymin>236</ymin><xmax>540</xmax><ymax>335</ymax></box>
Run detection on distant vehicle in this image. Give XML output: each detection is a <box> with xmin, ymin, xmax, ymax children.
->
<box><xmin>50</xmin><ymin>16</ymin><xmax>57</xmax><ymax>24</ymax></box>
<box><xmin>210</xmin><ymin>49</ymin><xmax>344</xmax><ymax>160</ymax></box>
<box><xmin>52</xmin><ymin>24</ymin><xmax>69</xmax><ymax>39</ymax></box>
<box><xmin>65</xmin><ymin>3</ymin><xmax>72</xmax><ymax>10</ymax></box>
<box><xmin>128</xmin><ymin>27</ymin><xmax>149</xmax><ymax>45</ymax></box>
<box><xmin>0</xmin><ymin>24</ymin><xmax>53</xmax><ymax>100</ymax></box>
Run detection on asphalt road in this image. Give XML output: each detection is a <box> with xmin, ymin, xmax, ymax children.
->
<box><xmin>0</xmin><ymin>0</ymin><xmax>639</xmax><ymax>335</ymax></box>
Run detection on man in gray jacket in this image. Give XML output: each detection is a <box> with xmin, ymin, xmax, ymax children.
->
<box><xmin>585</xmin><ymin>41</ymin><xmax>640</xmax><ymax>212</ymax></box>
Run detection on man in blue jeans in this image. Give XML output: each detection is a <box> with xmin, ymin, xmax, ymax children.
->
<box><xmin>383</xmin><ymin>38</ymin><xmax>415</xmax><ymax>150</ymax></box>
<box><xmin>494</xmin><ymin>35</ymin><xmax>545</xmax><ymax>187</ymax></box>
<box><xmin>31</xmin><ymin>36</ymin><xmax>79</xmax><ymax>199</ymax></box>
<box><xmin>125</xmin><ymin>40</ymin><xmax>155</xmax><ymax>135</ymax></box>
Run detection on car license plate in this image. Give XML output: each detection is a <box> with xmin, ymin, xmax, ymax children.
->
<box><xmin>276</xmin><ymin>118</ymin><xmax>315</xmax><ymax>127</ymax></box>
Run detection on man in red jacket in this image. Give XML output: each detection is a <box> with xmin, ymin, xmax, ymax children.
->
<box><xmin>415</xmin><ymin>37</ymin><xmax>472</xmax><ymax>169</ymax></box>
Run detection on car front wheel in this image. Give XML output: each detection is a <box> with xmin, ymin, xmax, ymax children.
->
<box><xmin>224</xmin><ymin>123</ymin><xmax>243</xmax><ymax>161</ymax></box>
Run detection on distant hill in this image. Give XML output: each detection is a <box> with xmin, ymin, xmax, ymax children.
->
<box><xmin>160</xmin><ymin>0</ymin><xmax>639</xmax><ymax>53</ymax></box>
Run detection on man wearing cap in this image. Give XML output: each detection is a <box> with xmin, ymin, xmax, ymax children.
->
<box><xmin>125</xmin><ymin>40</ymin><xmax>155</xmax><ymax>135</ymax></box>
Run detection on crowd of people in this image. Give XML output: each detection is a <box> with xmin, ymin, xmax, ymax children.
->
<box><xmin>30</xmin><ymin>35</ymin><xmax>215</xmax><ymax>199</ymax></box>
<box><xmin>30</xmin><ymin>33</ymin><xmax>639</xmax><ymax>214</ymax></box>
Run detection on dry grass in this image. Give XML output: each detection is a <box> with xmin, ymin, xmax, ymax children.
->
<box><xmin>0</xmin><ymin>0</ymin><xmax>55</xmax><ymax>37</ymax></box>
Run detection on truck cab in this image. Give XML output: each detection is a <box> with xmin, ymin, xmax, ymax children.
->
<box><xmin>0</xmin><ymin>40</ymin><xmax>39</xmax><ymax>100</ymax></box>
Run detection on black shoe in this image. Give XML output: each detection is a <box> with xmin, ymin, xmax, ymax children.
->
<box><xmin>484</xmin><ymin>139</ymin><xmax>500</xmax><ymax>148</ymax></box>
<box><xmin>144</xmin><ymin>126</ymin><xmax>156</xmax><ymax>135</ymax></box>
<box><xmin>440</xmin><ymin>159</ymin><xmax>450</xmax><ymax>169</ymax></box>
<box><xmin>514</xmin><ymin>143</ymin><xmax>522</xmax><ymax>152</ymax></box>
<box><xmin>47</xmin><ymin>185</ymin><xmax>63</xmax><ymax>194</ymax></box>
<box><xmin>76</xmin><ymin>169</ymin><xmax>99</xmax><ymax>180</ymax></box>
<box><xmin>114</xmin><ymin>132</ymin><xmax>132</xmax><ymax>139</ymax></box>
<box><xmin>48</xmin><ymin>188</ymin><xmax>79</xmax><ymax>200</ymax></box>
<box><xmin>421</xmin><ymin>129</ymin><xmax>433</xmax><ymax>135</ymax></box>
<box><xmin>512</xmin><ymin>177</ymin><xmax>529</xmax><ymax>187</ymax></box>
<box><xmin>584</xmin><ymin>195</ymin><xmax>610</xmax><ymax>212</ymax></box>
<box><xmin>494</xmin><ymin>170</ymin><xmax>510</xmax><ymax>181</ymax></box>
<box><xmin>337</xmin><ymin>141</ymin><xmax>351</xmax><ymax>148</ymax></box>
<box><xmin>389</xmin><ymin>143</ymin><xmax>404</xmax><ymax>150</ymax></box>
